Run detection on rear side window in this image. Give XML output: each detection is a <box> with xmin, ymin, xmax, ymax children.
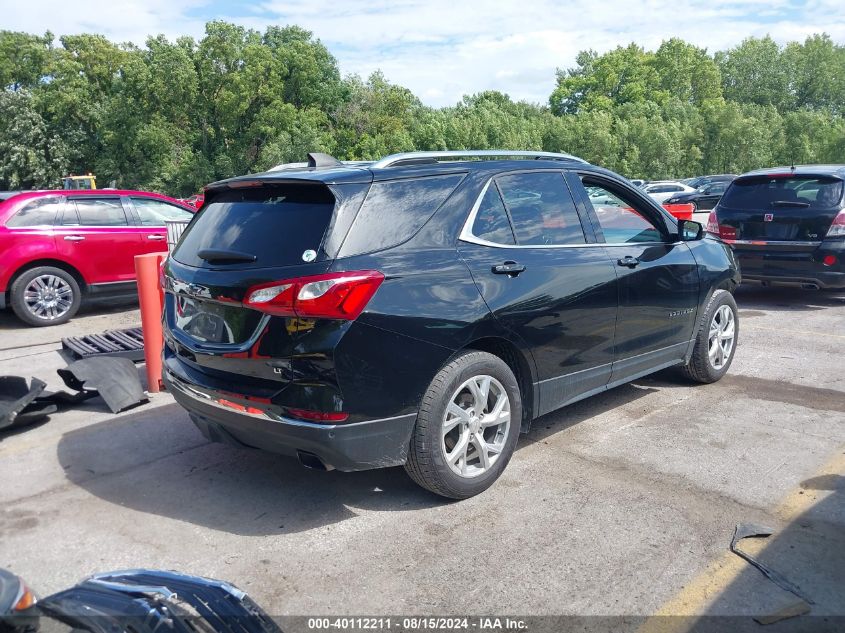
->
<box><xmin>496</xmin><ymin>172</ymin><xmax>586</xmax><ymax>246</ymax></box>
<box><xmin>64</xmin><ymin>198</ymin><xmax>128</xmax><ymax>226</ymax></box>
<box><xmin>132</xmin><ymin>197</ymin><xmax>193</xmax><ymax>226</ymax></box>
<box><xmin>6</xmin><ymin>197</ymin><xmax>62</xmax><ymax>227</ymax></box>
<box><xmin>721</xmin><ymin>176</ymin><xmax>844</xmax><ymax>210</ymax></box>
<box><xmin>339</xmin><ymin>174</ymin><xmax>464</xmax><ymax>256</ymax></box>
<box><xmin>173</xmin><ymin>184</ymin><xmax>335</xmax><ymax>268</ymax></box>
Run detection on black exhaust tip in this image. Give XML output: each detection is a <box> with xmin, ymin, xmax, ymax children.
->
<box><xmin>297</xmin><ymin>450</ymin><xmax>331</xmax><ymax>471</ymax></box>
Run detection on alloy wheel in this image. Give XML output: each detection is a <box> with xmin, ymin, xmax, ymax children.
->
<box><xmin>708</xmin><ymin>304</ymin><xmax>735</xmax><ymax>370</ymax></box>
<box><xmin>441</xmin><ymin>374</ymin><xmax>511</xmax><ymax>478</ymax></box>
<box><xmin>23</xmin><ymin>274</ymin><xmax>74</xmax><ymax>321</ymax></box>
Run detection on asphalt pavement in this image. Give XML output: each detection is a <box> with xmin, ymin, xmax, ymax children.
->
<box><xmin>0</xmin><ymin>286</ymin><xmax>842</xmax><ymax>626</ymax></box>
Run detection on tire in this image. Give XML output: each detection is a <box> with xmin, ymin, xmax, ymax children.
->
<box><xmin>10</xmin><ymin>266</ymin><xmax>82</xmax><ymax>327</ymax></box>
<box><xmin>681</xmin><ymin>289</ymin><xmax>738</xmax><ymax>383</ymax></box>
<box><xmin>405</xmin><ymin>350</ymin><xmax>522</xmax><ymax>499</ymax></box>
<box><xmin>690</xmin><ymin>201</ymin><xmax>698</xmax><ymax>213</ymax></box>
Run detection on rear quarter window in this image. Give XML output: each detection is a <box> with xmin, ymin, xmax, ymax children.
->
<box><xmin>6</xmin><ymin>197</ymin><xmax>62</xmax><ymax>227</ymax></box>
<box><xmin>338</xmin><ymin>174</ymin><xmax>465</xmax><ymax>257</ymax></box>
<box><xmin>172</xmin><ymin>184</ymin><xmax>336</xmax><ymax>268</ymax></box>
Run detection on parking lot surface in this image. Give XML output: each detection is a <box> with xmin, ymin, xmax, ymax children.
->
<box><xmin>0</xmin><ymin>287</ymin><xmax>843</xmax><ymax>621</ymax></box>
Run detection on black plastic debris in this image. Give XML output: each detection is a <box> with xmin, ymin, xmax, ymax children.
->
<box><xmin>58</xmin><ymin>357</ymin><xmax>148</xmax><ymax>414</ymax></box>
<box><xmin>731</xmin><ymin>523</ymin><xmax>815</xmax><ymax>607</ymax></box>
<box><xmin>62</xmin><ymin>327</ymin><xmax>146</xmax><ymax>362</ymax></box>
<box><xmin>0</xmin><ymin>376</ymin><xmax>50</xmax><ymax>430</ymax></box>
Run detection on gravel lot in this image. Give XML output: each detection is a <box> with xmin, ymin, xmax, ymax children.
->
<box><xmin>1</xmin><ymin>286</ymin><xmax>843</xmax><ymax>623</ymax></box>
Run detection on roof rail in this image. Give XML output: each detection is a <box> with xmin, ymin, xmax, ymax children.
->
<box><xmin>371</xmin><ymin>150</ymin><xmax>587</xmax><ymax>169</ymax></box>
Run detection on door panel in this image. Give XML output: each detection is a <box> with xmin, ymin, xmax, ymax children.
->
<box><xmin>605</xmin><ymin>242</ymin><xmax>700</xmax><ymax>376</ymax></box>
<box><xmin>573</xmin><ymin>175</ymin><xmax>700</xmax><ymax>383</ymax></box>
<box><xmin>54</xmin><ymin>197</ymin><xmax>143</xmax><ymax>284</ymax></box>
<box><xmin>458</xmin><ymin>172</ymin><xmax>618</xmax><ymax>416</ymax></box>
<box><xmin>461</xmin><ymin>243</ymin><xmax>618</xmax><ymax>415</ymax></box>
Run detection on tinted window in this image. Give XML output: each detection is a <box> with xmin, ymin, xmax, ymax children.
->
<box><xmin>65</xmin><ymin>198</ymin><xmax>128</xmax><ymax>226</ymax></box>
<box><xmin>6</xmin><ymin>197</ymin><xmax>61</xmax><ymax>227</ymax></box>
<box><xmin>496</xmin><ymin>172</ymin><xmax>585</xmax><ymax>246</ymax></box>
<box><xmin>582</xmin><ymin>179</ymin><xmax>663</xmax><ymax>243</ymax></box>
<box><xmin>470</xmin><ymin>184</ymin><xmax>515</xmax><ymax>245</ymax></box>
<box><xmin>132</xmin><ymin>197</ymin><xmax>193</xmax><ymax>226</ymax></box>
<box><xmin>647</xmin><ymin>185</ymin><xmax>677</xmax><ymax>193</ymax></box>
<box><xmin>720</xmin><ymin>176</ymin><xmax>844</xmax><ymax>210</ymax></box>
<box><xmin>173</xmin><ymin>184</ymin><xmax>335</xmax><ymax>268</ymax></box>
<box><xmin>340</xmin><ymin>174</ymin><xmax>464</xmax><ymax>256</ymax></box>
<box><xmin>706</xmin><ymin>183</ymin><xmax>727</xmax><ymax>194</ymax></box>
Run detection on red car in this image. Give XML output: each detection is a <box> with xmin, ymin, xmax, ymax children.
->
<box><xmin>179</xmin><ymin>193</ymin><xmax>205</xmax><ymax>209</ymax></box>
<box><xmin>0</xmin><ymin>190</ymin><xmax>194</xmax><ymax>326</ymax></box>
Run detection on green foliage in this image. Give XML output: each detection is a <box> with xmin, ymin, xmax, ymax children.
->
<box><xmin>0</xmin><ymin>90</ymin><xmax>68</xmax><ymax>188</ymax></box>
<box><xmin>0</xmin><ymin>25</ymin><xmax>843</xmax><ymax>192</ymax></box>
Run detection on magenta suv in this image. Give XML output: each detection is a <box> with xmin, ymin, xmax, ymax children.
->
<box><xmin>0</xmin><ymin>189</ymin><xmax>194</xmax><ymax>326</ymax></box>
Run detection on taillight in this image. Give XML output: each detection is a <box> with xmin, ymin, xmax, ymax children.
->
<box><xmin>244</xmin><ymin>270</ymin><xmax>384</xmax><ymax>320</ymax></box>
<box><xmin>826</xmin><ymin>210</ymin><xmax>845</xmax><ymax>238</ymax></box>
<box><xmin>705</xmin><ymin>211</ymin><xmax>736</xmax><ymax>241</ymax></box>
<box><xmin>705</xmin><ymin>211</ymin><xmax>719</xmax><ymax>236</ymax></box>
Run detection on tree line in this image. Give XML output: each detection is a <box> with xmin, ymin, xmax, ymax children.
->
<box><xmin>0</xmin><ymin>23</ymin><xmax>843</xmax><ymax>196</ymax></box>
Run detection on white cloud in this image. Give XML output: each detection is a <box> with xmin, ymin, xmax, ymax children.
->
<box><xmin>2</xmin><ymin>0</ymin><xmax>844</xmax><ymax>106</ymax></box>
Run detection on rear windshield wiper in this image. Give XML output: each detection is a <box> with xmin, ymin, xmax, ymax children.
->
<box><xmin>197</xmin><ymin>249</ymin><xmax>257</xmax><ymax>263</ymax></box>
<box><xmin>770</xmin><ymin>200</ymin><xmax>810</xmax><ymax>208</ymax></box>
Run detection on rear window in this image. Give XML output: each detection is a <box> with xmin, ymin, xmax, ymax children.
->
<box><xmin>721</xmin><ymin>176</ymin><xmax>844</xmax><ymax>210</ymax></box>
<box><xmin>338</xmin><ymin>174</ymin><xmax>464</xmax><ymax>256</ymax></box>
<box><xmin>173</xmin><ymin>184</ymin><xmax>335</xmax><ymax>268</ymax></box>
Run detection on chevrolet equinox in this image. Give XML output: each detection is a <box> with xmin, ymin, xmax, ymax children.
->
<box><xmin>162</xmin><ymin>151</ymin><xmax>740</xmax><ymax>499</ymax></box>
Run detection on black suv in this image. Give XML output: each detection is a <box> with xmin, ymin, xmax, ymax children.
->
<box><xmin>707</xmin><ymin>165</ymin><xmax>845</xmax><ymax>290</ymax></box>
<box><xmin>162</xmin><ymin>151</ymin><xmax>740</xmax><ymax>499</ymax></box>
<box><xmin>665</xmin><ymin>179</ymin><xmax>733</xmax><ymax>212</ymax></box>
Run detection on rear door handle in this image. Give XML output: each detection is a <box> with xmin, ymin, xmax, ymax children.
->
<box><xmin>617</xmin><ymin>256</ymin><xmax>640</xmax><ymax>268</ymax></box>
<box><xmin>146</xmin><ymin>234</ymin><xmax>167</xmax><ymax>241</ymax></box>
<box><xmin>492</xmin><ymin>261</ymin><xmax>526</xmax><ymax>276</ymax></box>
<box><xmin>63</xmin><ymin>235</ymin><xmax>85</xmax><ymax>242</ymax></box>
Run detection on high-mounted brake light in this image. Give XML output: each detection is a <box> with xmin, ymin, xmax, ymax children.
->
<box><xmin>244</xmin><ymin>270</ymin><xmax>385</xmax><ymax>320</ymax></box>
<box><xmin>826</xmin><ymin>210</ymin><xmax>845</xmax><ymax>238</ymax></box>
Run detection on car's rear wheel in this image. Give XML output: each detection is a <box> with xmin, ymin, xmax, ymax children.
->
<box><xmin>681</xmin><ymin>289</ymin><xmax>738</xmax><ymax>383</ymax></box>
<box><xmin>689</xmin><ymin>201</ymin><xmax>698</xmax><ymax>213</ymax></box>
<box><xmin>404</xmin><ymin>350</ymin><xmax>521</xmax><ymax>499</ymax></box>
<box><xmin>10</xmin><ymin>266</ymin><xmax>81</xmax><ymax>327</ymax></box>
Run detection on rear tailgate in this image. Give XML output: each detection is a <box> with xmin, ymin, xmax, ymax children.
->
<box><xmin>163</xmin><ymin>181</ymin><xmax>356</xmax><ymax>391</ymax></box>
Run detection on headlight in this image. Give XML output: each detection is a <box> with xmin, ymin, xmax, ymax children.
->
<box><xmin>665</xmin><ymin>197</ymin><xmax>679</xmax><ymax>204</ymax></box>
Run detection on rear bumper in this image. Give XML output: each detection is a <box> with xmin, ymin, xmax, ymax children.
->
<box><xmin>163</xmin><ymin>367</ymin><xmax>416</xmax><ymax>472</ymax></box>
<box><xmin>731</xmin><ymin>241</ymin><xmax>845</xmax><ymax>289</ymax></box>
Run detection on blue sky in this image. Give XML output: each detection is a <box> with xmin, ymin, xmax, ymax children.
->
<box><xmin>3</xmin><ymin>0</ymin><xmax>844</xmax><ymax>106</ymax></box>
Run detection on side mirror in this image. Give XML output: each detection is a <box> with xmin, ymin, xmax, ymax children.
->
<box><xmin>679</xmin><ymin>219</ymin><xmax>704</xmax><ymax>241</ymax></box>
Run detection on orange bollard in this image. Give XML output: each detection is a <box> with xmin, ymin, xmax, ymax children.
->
<box><xmin>135</xmin><ymin>252</ymin><xmax>168</xmax><ymax>393</ymax></box>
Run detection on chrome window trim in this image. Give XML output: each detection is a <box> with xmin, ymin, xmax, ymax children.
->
<box><xmin>726</xmin><ymin>239</ymin><xmax>823</xmax><ymax>247</ymax></box>
<box><xmin>458</xmin><ymin>177</ymin><xmax>677</xmax><ymax>250</ymax></box>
